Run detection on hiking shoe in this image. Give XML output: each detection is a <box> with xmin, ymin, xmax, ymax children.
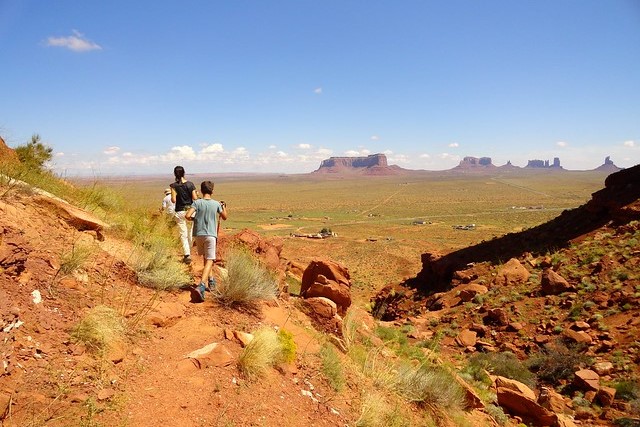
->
<box><xmin>207</xmin><ymin>277</ymin><xmax>217</xmax><ymax>291</ymax></box>
<box><xmin>190</xmin><ymin>283</ymin><xmax>206</xmax><ymax>303</ymax></box>
<box><xmin>183</xmin><ymin>255</ymin><xmax>192</xmax><ymax>265</ymax></box>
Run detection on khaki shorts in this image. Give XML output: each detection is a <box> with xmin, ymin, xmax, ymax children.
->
<box><xmin>195</xmin><ymin>236</ymin><xmax>217</xmax><ymax>260</ymax></box>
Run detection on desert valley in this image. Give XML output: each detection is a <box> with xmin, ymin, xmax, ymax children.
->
<box><xmin>1</xmin><ymin>140</ymin><xmax>639</xmax><ymax>427</ymax></box>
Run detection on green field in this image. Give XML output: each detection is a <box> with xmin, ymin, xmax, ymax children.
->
<box><xmin>81</xmin><ymin>170</ymin><xmax>611</xmax><ymax>301</ymax></box>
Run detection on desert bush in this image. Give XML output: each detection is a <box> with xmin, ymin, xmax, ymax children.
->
<box><xmin>277</xmin><ymin>329</ymin><xmax>297</xmax><ymax>364</ymax></box>
<box><xmin>527</xmin><ymin>342</ymin><xmax>588</xmax><ymax>385</ymax></box>
<box><xmin>466</xmin><ymin>352</ymin><xmax>536</xmax><ymax>388</ymax></box>
<box><xmin>320</xmin><ymin>343</ymin><xmax>345</xmax><ymax>392</ymax></box>
<box><xmin>216</xmin><ymin>249</ymin><xmax>278</xmax><ymax>306</ymax></box>
<box><xmin>393</xmin><ymin>363</ymin><xmax>465</xmax><ymax>409</ymax></box>
<box><xmin>613</xmin><ymin>380</ymin><xmax>640</xmax><ymax>401</ymax></box>
<box><xmin>71</xmin><ymin>305</ymin><xmax>125</xmax><ymax>354</ymax></box>
<box><xmin>485</xmin><ymin>404</ymin><xmax>509</xmax><ymax>426</ymax></box>
<box><xmin>15</xmin><ymin>134</ymin><xmax>52</xmax><ymax>169</ymax></box>
<box><xmin>356</xmin><ymin>391</ymin><xmax>409</xmax><ymax>427</ymax></box>
<box><xmin>58</xmin><ymin>242</ymin><xmax>96</xmax><ymax>276</ymax></box>
<box><xmin>342</xmin><ymin>308</ymin><xmax>361</xmax><ymax>350</ymax></box>
<box><xmin>238</xmin><ymin>327</ymin><xmax>282</xmax><ymax>380</ymax></box>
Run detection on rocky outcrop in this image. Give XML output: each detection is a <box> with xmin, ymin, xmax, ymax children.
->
<box><xmin>594</xmin><ymin>156</ymin><xmax>622</xmax><ymax>173</ymax></box>
<box><xmin>453</xmin><ymin>156</ymin><xmax>495</xmax><ymax>169</ymax></box>
<box><xmin>0</xmin><ymin>136</ymin><xmax>19</xmax><ymax>164</ymax></box>
<box><xmin>313</xmin><ymin>154</ymin><xmax>404</xmax><ymax>175</ymax></box>
<box><xmin>526</xmin><ymin>158</ymin><xmax>562</xmax><ymax>169</ymax></box>
<box><xmin>301</xmin><ymin>259</ymin><xmax>351</xmax><ymax>313</ymax></box>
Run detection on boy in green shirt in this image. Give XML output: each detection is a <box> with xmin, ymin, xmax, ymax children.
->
<box><xmin>186</xmin><ymin>180</ymin><xmax>228</xmax><ymax>302</ymax></box>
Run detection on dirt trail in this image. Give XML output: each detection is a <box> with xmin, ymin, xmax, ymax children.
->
<box><xmin>102</xmin><ymin>258</ymin><xmax>351</xmax><ymax>427</ymax></box>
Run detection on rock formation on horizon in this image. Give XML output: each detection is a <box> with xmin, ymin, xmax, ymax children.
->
<box><xmin>453</xmin><ymin>156</ymin><xmax>495</xmax><ymax>170</ymax></box>
<box><xmin>594</xmin><ymin>156</ymin><xmax>623</xmax><ymax>173</ymax></box>
<box><xmin>313</xmin><ymin>153</ymin><xmax>403</xmax><ymax>175</ymax></box>
<box><xmin>526</xmin><ymin>157</ymin><xmax>562</xmax><ymax>169</ymax></box>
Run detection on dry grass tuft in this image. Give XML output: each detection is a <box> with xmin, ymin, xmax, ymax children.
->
<box><xmin>216</xmin><ymin>249</ymin><xmax>278</xmax><ymax>306</ymax></box>
<box><xmin>238</xmin><ymin>327</ymin><xmax>282</xmax><ymax>380</ymax></box>
<box><xmin>71</xmin><ymin>305</ymin><xmax>125</xmax><ymax>354</ymax></box>
<box><xmin>393</xmin><ymin>363</ymin><xmax>465</xmax><ymax>409</ymax></box>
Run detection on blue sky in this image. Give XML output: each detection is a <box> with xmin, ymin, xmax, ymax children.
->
<box><xmin>1</xmin><ymin>0</ymin><xmax>639</xmax><ymax>175</ymax></box>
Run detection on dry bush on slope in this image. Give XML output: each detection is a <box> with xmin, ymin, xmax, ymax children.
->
<box><xmin>71</xmin><ymin>305</ymin><xmax>125</xmax><ymax>354</ymax></box>
<box><xmin>216</xmin><ymin>249</ymin><xmax>278</xmax><ymax>306</ymax></box>
<box><xmin>238</xmin><ymin>327</ymin><xmax>283</xmax><ymax>380</ymax></box>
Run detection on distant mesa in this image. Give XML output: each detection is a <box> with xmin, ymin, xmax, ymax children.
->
<box><xmin>594</xmin><ymin>156</ymin><xmax>623</xmax><ymax>173</ymax></box>
<box><xmin>453</xmin><ymin>156</ymin><xmax>496</xmax><ymax>170</ymax></box>
<box><xmin>313</xmin><ymin>153</ymin><xmax>404</xmax><ymax>175</ymax></box>
<box><xmin>525</xmin><ymin>157</ymin><xmax>562</xmax><ymax>169</ymax></box>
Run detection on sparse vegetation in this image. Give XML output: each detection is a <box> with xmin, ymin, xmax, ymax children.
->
<box><xmin>71</xmin><ymin>305</ymin><xmax>125</xmax><ymax>354</ymax></box>
<box><xmin>216</xmin><ymin>248</ymin><xmax>279</xmax><ymax>306</ymax></box>
<box><xmin>528</xmin><ymin>342</ymin><xmax>588</xmax><ymax>385</ymax></box>
<box><xmin>393</xmin><ymin>363</ymin><xmax>465</xmax><ymax>409</ymax></box>
<box><xmin>238</xmin><ymin>327</ymin><xmax>283</xmax><ymax>380</ymax></box>
<box><xmin>465</xmin><ymin>352</ymin><xmax>536</xmax><ymax>388</ymax></box>
<box><xmin>320</xmin><ymin>343</ymin><xmax>345</xmax><ymax>392</ymax></box>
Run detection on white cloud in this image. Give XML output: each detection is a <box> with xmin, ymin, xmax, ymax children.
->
<box><xmin>268</xmin><ymin>145</ymin><xmax>277</xmax><ymax>149</ymax></box>
<box><xmin>297</xmin><ymin>143</ymin><xmax>311</xmax><ymax>149</ymax></box>
<box><xmin>360</xmin><ymin>148</ymin><xmax>371</xmax><ymax>155</ymax></box>
<box><xmin>316</xmin><ymin>148</ymin><xmax>332</xmax><ymax>156</ymax></box>
<box><xmin>276</xmin><ymin>151</ymin><xmax>288</xmax><ymax>158</ymax></box>
<box><xmin>623</xmin><ymin>140</ymin><xmax>635</xmax><ymax>148</ymax></box>
<box><xmin>201</xmin><ymin>143</ymin><xmax>224</xmax><ymax>154</ymax></box>
<box><xmin>419</xmin><ymin>153</ymin><xmax>431</xmax><ymax>159</ymax></box>
<box><xmin>122</xmin><ymin>152</ymin><xmax>133</xmax><ymax>158</ymax></box>
<box><xmin>556</xmin><ymin>141</ymin><xmax>568</xmax><ymax>148</ymax></box>
<box><xmin>103</xmin><ymin>146</ymin><xmax>120</xmax><ymax>155</ymax></box>
<box><xmin>371</xmin><ymin>135</ymin><xmax>379</xmax><ymax>141</ymax></box>
<box><xmin>46</xmin><ymin>30</ymin><xmax>102</xmax><ymax>52</ymax></box>
<box><xmin>314</xmin><ymin>87</ymin><xmax>322</xmax><ymax>94</ymax></box>
<box><xmin>344</xmin><ymin>150</ymin><xmax>360</xmax><ymax>156</ymax></box>
<box><xmin>55</xmin><ymin>152</ymin><xmax>65</xmax><ymax>157</ymax></box>
<box><xmin>383</xmin><ymin>150</ymin><xmax>393</xmax><ymax>155</ymax></box>
<box><xmin>448</xmin><ymin>142</ymin><xmax>459</xmax><ymax>148</ymax></box>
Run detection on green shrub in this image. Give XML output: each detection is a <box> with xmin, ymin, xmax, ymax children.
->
<box><xmin>320</xmin><ymin>344</ymin><xmax>345</xmax><ymax>392</ymax></box>
<box><xmin>15</xmin><ymin>134</ymin><xmax>53</xmax><ymax>169</ymax></box>
<box><xmin>277</xmin><ymin>329</ymin><xmax>297</xmax><ymax>364</ymax></box>
<box><xmin>614</xmin><ymin>381</ymin><xmax>640</xmax><ymax>401</ymax></box>
<box><xmin>485</xmin><ymin>404</ymin><xmax>509</xmax><ymax>426</ymax></box>
<box><xmin>527</xmin><ymin>343</ymin><xmax>588</xmax><ymax>385</ymax></box>
<box><xmin>216</xmin><ymin>249</ymin><xmax>278</xmax><ymax>306</ymax></box>
<box><xmin>394</xmin><ymin>364</ymin><xmax>464</xmax><ymax>409</ymax></box>
<box><xmin>466</xmin><ymin>351</ymin><xmax>535</xmax><ymax>388</ymax></box>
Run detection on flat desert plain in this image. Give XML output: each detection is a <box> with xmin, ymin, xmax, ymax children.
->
<box><xmin>90</xmin><ymin>170</ymin><xmax>610</xmax><ymax>302</ymax></box>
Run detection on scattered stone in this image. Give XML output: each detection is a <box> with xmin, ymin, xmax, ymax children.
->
<box><xmin>485</xmin><ymin>308</ymin><xmax>509</xmax><ymax>326</ymax></box>
<box><xmin>69</xmin><ymin>393</ymin><xmax>89</xmax><ymax>403</ymax></box>
<box><xmin>572</xmin><ymin>321</ymin><xmax>591</xmax><ymax>331</ymax></box>
<box><xmin>554</xmin><ymin>414</ymin><xmax>578</xmax><ymax>427</ymax></box>
<box><xmin>457</xmin><ymin>283</ymin><xmax>489</xmax><ymax>302</ymax></box>
<box><xmin>538</xmin><ymin>386</ymin><xmax>567</xmax><ymax>414</ymax></box>
<box><xmin>541</xmin><ymin>269</ymin><xmax>574</xmax><ymax>295</ymax></box>
<box><xmin>562</xmin><ymin>329</ymin><xmax>593</xmax><ymax>345</ymax></box>
<box><xmin>96</xmin><ymin>388</ymin><xmax>116</xmax><ymax>401</ymax></box>
<box><xmin>494</xmin><ymin>258</ymin><xmax>530</xmax><ymax>286</ymax></box>
<box><xmin>496</xmin><ymin>387</ymin><xmax>557</xmax><ymax>426</ymax></box>
<box><xmin>573</xmin><ymin>369</ymin><xmax>600</xmax><ymax>392</ymax></box>
<box><xmin>224</xmin><ymin>329</ymin><xmax>234</xmax><ymax>340</ymax></box>
<box><xmin>507</xmin><ymin>322</ymin><xmax>524</xmax><ymax>332</ymax></box>
<box><xmin>147</xmin><ymin>302</ymin><xmax>186</xmax><ymax>327</ymax></box>
<box><xmin>535</xmin><ymin>334</ymin><xmax>550</xmax><ymax>345</ymax></box>
<box><xmin>233</xmin><ymin>331</ymin><xmax>255</xmax><ymax>348</ymax></box>
<box><xmin>596</xmin><ymin>386</ymin><xmax>616</xmax><ymax>407</ymax></box>
<box><xmin>592</xmin><ymin>361</ymin><xmax>614</xmax><ymax>375</ymax></box>
<box><xmin>303</xmin><ymin>297</ymin><xmax>337</xmax><ymax>319</ymax></box>
<box><xmin>455</xmin><ymin>329</ymin><xmax>477</xmax><ymax>348</ymax></box>
<box><xmin>186</xmin><ymin>342</ymin><xmax>233</xmax><ymax>368</ymax></box>
<box><xmin>494</xmin><ymin>376</ymin><xmax>536</xmax><ymax>401</ymax></box>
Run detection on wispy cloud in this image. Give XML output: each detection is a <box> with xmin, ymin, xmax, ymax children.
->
<box><xmin>103</xmin><ymin>146</ymin><xmax>120</xmax><ymax>155</ymax></box>
<box><xmin>314</xmin><ymin>87</ymin><xmax>322</xmax><ymax>94</ymax></box>
<box><xmin>297</xmin><ymin>143</ymin><xmax>311</xmax><ymax>149</ymax></box>
<box><xmin>556</xmin><ymin>141</ymin><xmax>568</xmax><ymax>148</ymax></box>
<box><xmin>623</xmin><ymin>140</ymin><xmax>635</xmax><ymax>148</ymax></box>
<box><xmin>419</xmin><ymin>153</ymin><xmax>431</xmax><ymax>159</ymax></box>
<box><xmin>371</xmin><ymin>135</ymin><xmax>379</xmax><ymax>141</ymax></box>
<box><xmin>46</xmin><ymin>30</ymin><xmax>102</xmax><ymax>52</ymax></box>
<box><xmin>448</xmin><ymin>142</ymin><xmax>459</xmax><ymax>148</ymax></box>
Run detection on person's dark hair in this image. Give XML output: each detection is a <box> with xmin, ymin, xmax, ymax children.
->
<box><xmin>201</xmin><ymin>180</ymin><xmax>214</xmax><ymax>195</ymax></box>
<box><xmin>174</xmin><ymin>166</ymin><xmax>185</xmax><ymax>181</ymax></box>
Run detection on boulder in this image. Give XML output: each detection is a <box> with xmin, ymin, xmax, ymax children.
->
<box><xmin>595</xmin><ymin>386</ymin><xmax>616</xmax><ymax>407</ymax></box>
<box><xmin>494</xmin><ymin>258</ymin><xmax>530</xmax><ymax>286</ymax></box>
<box><xmin>233</xmin><ymin>331</ymin><xmax>254</xmax><ymax>347</ymax></box>
<box><xmin>573</xmin><ymin>369</ymin><xmax>600</xmax><ymax>392</ymax></box>
<box><xmin>497</xmin><ymin>387</ymin><xmax>557</xmax><ymax>426</ymax></box>
<box><xmin>485</xmin><ymin>308</ymin><xmax>509</xmax><ymax>326</ymax></box>
<box><xmin>494</xmin><ymin>376</ymin><xmax>537</xmax><ymax>401</ymax></box>
<box><xmin>36</xmin><ymin>196</ymin><xmax>108</xmax><ymax>239</ymax></box>
<box><xmin>554</xmin><ymin>414</ymin><xmax>578</xmax><ymax>427</ymax></box>
<box><xmin>592</xmin><ymin>361</ymin><xmax>614</xmax><ymax>375</ymax></box>
<box><xmin>562</xmin><ymin>329</ymin><xmax>592</xmax><ymax>345</ymax></box>
<box><xmin>303</xmin><ymin>297</ymin><xmax>337</xmax><ymax>319</ymax></box>
<box><xmin>455</xmin><ymin>329</ymin><xmax>477</xmax><ymax>348</ymax></box>
<box><xmin>301</xmin><ymin>259</ymin><xmax>351</xmax><ymax>313</ymax></box>
<box><xmin>541</xmin><ymin>269</ymin><xmax>574</xmax><ymax>295</ymax></box>
<box><xmin>538</xmin><ymin>386</ymin><xmax>567</xmax><ymax>414</ymax></box>
<box><xmin>457</xmin><ymin>283</ymin><xmax>489</xmax><ymax>302</ymax></box>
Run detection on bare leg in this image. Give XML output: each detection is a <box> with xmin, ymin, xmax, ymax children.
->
<box><xmin>201</xmin><ymin>258</ymin><xmax>214</xmax><ymax>286</ymax></box>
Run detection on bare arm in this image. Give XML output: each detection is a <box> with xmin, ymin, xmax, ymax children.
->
<box><xmin>186</xmin><ymin>206</ymin><xmax>196</xmax><ymax>220</ymax></box>
<box><xmin>171</xmin><ymin>188</ymin><xmax>177</xmax><ymax>204</ymax></box>
<box><xmin>219</xmin><ymin>202</ymin><xmax>228</xmax><ymax>220</ymax></box>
